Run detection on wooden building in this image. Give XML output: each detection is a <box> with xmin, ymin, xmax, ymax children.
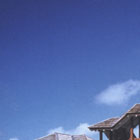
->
<box><xmin>88</xmin><ymin>104</ymin><xmax>140</xmax><ymax>140</ymax></box>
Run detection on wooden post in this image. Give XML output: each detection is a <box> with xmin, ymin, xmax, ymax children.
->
<box><xmin>130</xmin><ymin>118</ymin><xmax>134</xmax><ymax>140</ymax></box>
<box><xmin>130</xmin><ymin>128</ymin><xmax>134</xmax><ymax>140</ymax></box>
<box><xmin>109</xmin><ymin>131</ymin><xmax>112</xmax><ymax>140</ymax></box>
<box><xmin>139</xmin><ymin>117</ymin><xmax>140</xmax><ymax>138</ymax></box>
<box><xmin>99</xmin><ymin>131</ymin><xmax>103</xmax><ymax>140</ymax></box>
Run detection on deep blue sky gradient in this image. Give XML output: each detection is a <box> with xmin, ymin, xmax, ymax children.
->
<box><xmin>1</xmin><ymin>0</ymin><xmax>140</xmax><ymax>140</ymax></box>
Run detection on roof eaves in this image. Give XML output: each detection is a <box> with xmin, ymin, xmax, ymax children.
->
<box><xmin>88</xmin><ymin>117</ymin><xmax>119</xmax><ymax>131</ymax></box>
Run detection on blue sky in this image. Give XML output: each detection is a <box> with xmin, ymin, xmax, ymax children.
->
<box><xmin>1</xmin><ymin>0</ymin><xmax>140</xmax><ymax>140</ymax></box>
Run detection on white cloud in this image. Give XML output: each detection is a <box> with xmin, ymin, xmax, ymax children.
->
<box><xmin>9</xmin><ymin>138</ymin><xmax>19</xmax><ymax>140</ymax></box>
<box><xmin>47</xmin><ymin>123</ymin><xmax>96</xmax><ymax>137</ymax></box>
<box><xmin>96</xmin><ymin>80</ymin><xmax>140</xmax><ymax>105</ymax></box>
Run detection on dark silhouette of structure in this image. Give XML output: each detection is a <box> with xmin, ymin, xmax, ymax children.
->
<box><xmin>88</xmin><ymin>104</ymin><xmax>140</xmax><ymax>140</ymax></box>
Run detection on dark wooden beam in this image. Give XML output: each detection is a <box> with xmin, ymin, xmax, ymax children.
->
<box><xmin>130</xmin><ymin>117</ymin><xmax>134</xmax><ymax>140</ymax></box>
<box><xmin>109</xmin><ymin>131</ymin><xmax>112</xmax><ymax>140</ymax></box>
<box><xmin>138</xmin><ymin>117</ymin><xmax>140</xmax><ymax>138</ymax></box>
<box><xmin>99</xmin><ymin>131</ymin><xmax>103</xmax><ymax>140</ymax></box>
